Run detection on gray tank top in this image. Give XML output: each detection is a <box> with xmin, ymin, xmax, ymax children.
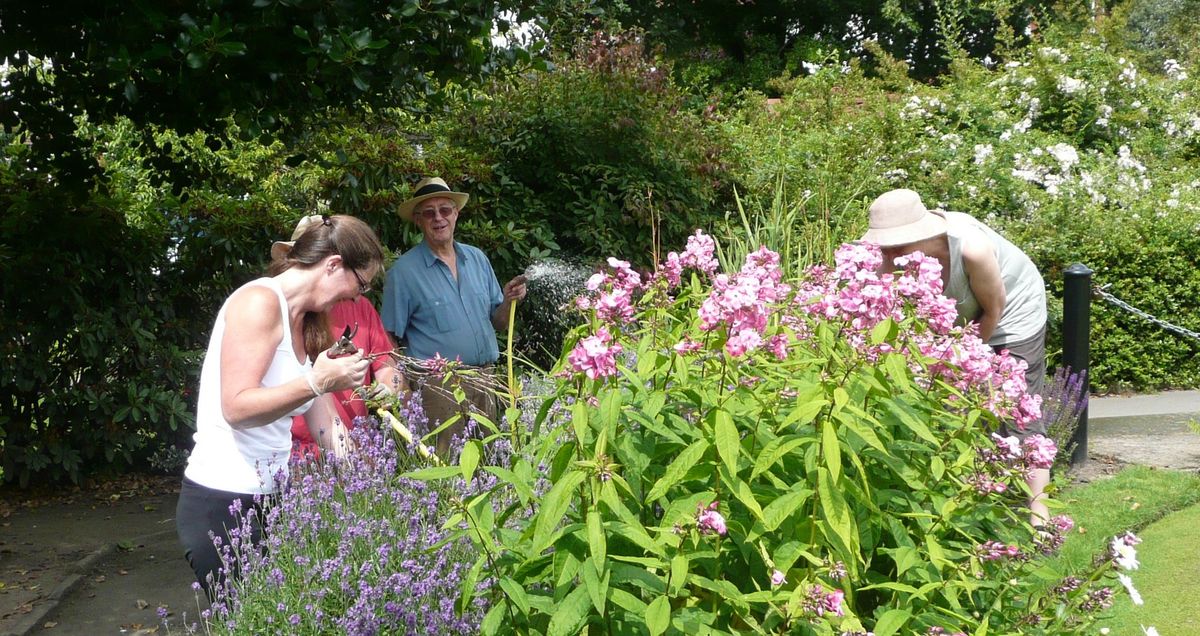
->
<box><xmin>942</xmin><ymin>211</ymin><xmax>1047</xmax><ymax>345</ymax></box>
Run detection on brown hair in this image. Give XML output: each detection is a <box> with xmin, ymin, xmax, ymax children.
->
<box><xmin>268</xmin><ymin>215</ymin><xmax>385</xmax><ymax>360</ymax></box>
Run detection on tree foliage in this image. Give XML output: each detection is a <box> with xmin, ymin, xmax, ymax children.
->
<box><xmin>0</xmin><ymin>0</ymin><xmax>543</xmax><ymax>178</ymax></box>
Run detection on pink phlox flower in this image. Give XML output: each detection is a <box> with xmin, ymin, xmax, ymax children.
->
<box><xmin>725</xmin><ymin>328</ymin><xmax>763</xmax><ymax>358</ymax></box>
<box><xmin>991</xmin><ymin>433</ymin><xmax>1022</xmax><ymax>460</ymax></box>
<box><xmin>696</xmin><ymin>501</ymin><xmax>727</xmax><ymax>536</ymax></box>
<box><xmin>1050</xmin><ymin>515</ymin><xmax>1075</xmax><ymax>534</ymax></box>
<box><xmin>770</xmin><ymin>569</ymin><xmax>786</xmax><ymax>586</ymax></box>
<box><xmin>682</xmin><ymin>230</ymin><xmax>719</xmax><ymax>273</ymax></box>
<box><xmin>660</xmin><ymin>251</ymin><xmax>684</xmax><ymax>287</ymax></box>
<box><xmin>585</xmin><ymin>272</ymin><xmax>607</xmax><ymax>292</ymax></box>
<box><xmin>821</xmin><ymin>588</ymin><xmax>845</xmax><ymax>617</ymax></box>
<box><xmin>595</xmin><ymin>287</ymin><xmax>636</xmax><ymax>323</ymax></box>
<box><xmin>606</xmin><ymin>257</ymin><xmax>642</xmax><ymax>290</ymax></box>
<box><xmin>567</xmin><ymin>326</ymin><xmax>623</xmax><ymax>380</ymax></box>
<box><xmin>1022</xmin><ymin>434</ymin><xmax>1057</xmax><ymax>470</ymax></box>
<box><xmin>1119</xmin><ymin>532</ymin><xmax>1142</xmax><ymax>546</ymax></box>
<box><xmin>767</xmin><ymin>334</ymin><xmax>790</xmax><ymax>360</ymax></box>
<box><xmin>978</xmin><ymin>540</ymin><xmax>1022</xmax><ymax>561</ymax></box>
<box><xmin>673</xmin><ymin>338</ymin><xmax>703</xmax><ymax>355</ymax></box>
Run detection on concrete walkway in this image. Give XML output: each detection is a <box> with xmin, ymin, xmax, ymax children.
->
<box><xmin>1088</xmin><ymin>390</ymin><xmax>1200</xmax><ymax>471</ymax></box>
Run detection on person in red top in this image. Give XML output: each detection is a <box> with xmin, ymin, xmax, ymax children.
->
<box><xmin>272</xmin><ymin>215</ymin><xmax>405</xmax><ymax>460</ymax></box>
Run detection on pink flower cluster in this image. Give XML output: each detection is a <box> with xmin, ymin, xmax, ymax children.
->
<box><xmin>698</xmin><ymin>246</ymin><xmax>791</xmax><ymax>357</ymax></box>
<box><xmin>579</xmin><ymin>257</ymin><xmax>642</xmax><ymax>323</ymax></box>
<box><xmin>977</xmin><ymin>540</ymin><xmax>1023</xmax><ymax>561</ymax></box>
<box><xmin>696</xmin><ymin>501</ymin><xmax>727</xmax><ymax>536</ymax></box>
<box><xmin>800</xmin><ymin>585</ymin><xmax>845</xmax><ymax>617</ymax></box>
<box><xmin>660</xmin><ymin>229</ymin><xmax>719</xmax><ymax>287</ymax></box>
<box><xmin>972</xmin><ymin>433</ymin><xmax>1058</xmax><ymax>495</ymax></box>
<box><xmin>567</xmin><ymin>326</ymin><xmax>622</xmax><ymax>380</ymax></box>
<box><xmin>800</xmin><ymin>243</ymin><xmax>1042</xmax><ymax>430</ymax></box>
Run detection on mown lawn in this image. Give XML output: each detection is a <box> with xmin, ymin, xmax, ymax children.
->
<box><xmin>1050</xmin><ymin>465</ymin><xmax>1200</xmax><ymax>634</ymax></box>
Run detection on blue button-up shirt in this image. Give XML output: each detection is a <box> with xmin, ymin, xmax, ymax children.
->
<box><xmin>382</xmin><ymin>241</ymin><xmax>504</xmax><ymax>366</ymax></box>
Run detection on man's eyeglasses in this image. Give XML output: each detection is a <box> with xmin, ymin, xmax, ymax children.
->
<box><xmin>350</xmin><ymin>267</ymin><xmax>371</xmax><ymax>294</ymax></box>
<box><xmin>417</xmin><ymin>205</ymin><xmax>457</xmax><ymax>220</ymax></box>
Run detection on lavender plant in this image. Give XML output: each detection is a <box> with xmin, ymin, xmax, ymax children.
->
<box><xmin>189</xmin><ymin>397</ymin><xmax>492</xmax><ymax>636</ymax></box>
<box><xmin>1039</xmin><ymin>366</ymin><xmax>1089</xmax><ymax>472</ymax></box>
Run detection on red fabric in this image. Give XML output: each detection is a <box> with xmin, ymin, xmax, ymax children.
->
<box><xmin>291</xmin><ymin>297</ymin><xmax>396</xmax><ymax>459</ymax></box>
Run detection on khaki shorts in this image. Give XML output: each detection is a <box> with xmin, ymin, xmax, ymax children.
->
<box><xmin>993</xmin><ymin>323</ymin><xmax>1047</xmax><ymax>438</ymax></box>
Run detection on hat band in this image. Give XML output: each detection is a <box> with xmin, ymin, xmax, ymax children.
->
<box><xmin>412</xmin><ymin>183</ymin><xmax>452</xmax><ymax>198</ymax></box>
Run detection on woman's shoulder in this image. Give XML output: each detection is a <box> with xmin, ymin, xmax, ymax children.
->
<box><xmin>225</xmin><ymin>281</ymin><xmax>284</xmax><ymax>327</ymax></box>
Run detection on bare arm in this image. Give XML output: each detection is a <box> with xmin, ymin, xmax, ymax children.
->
<box><xmin>220</xmin><ymin>286</ymin><xmax>369</xmax><ymax>429</ymax></box>
<box><xmin>304</xmin><ymin>395</ymin><xmax>352</xmax><ymax>458</ymax></box>
<box><xmin>961</xmin><ymin>237</ymin><xmax>1005</xmax><ymax>342</ymax></box>
<box><xmin>219</xmin><ymin>286</ymin><xmax>320</xmax><ymax>428</ymax></box>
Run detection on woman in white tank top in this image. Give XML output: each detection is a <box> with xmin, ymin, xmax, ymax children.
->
<box><xmin>176</xmin><ymin>214</ymin><xmax>384</xmax><ymax>598</ymax></box>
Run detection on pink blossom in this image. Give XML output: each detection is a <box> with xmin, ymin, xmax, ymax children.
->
<box><xmin>725</xmin><ymin>328</ymin><xmax>763</xmax><ymax>358</ymax></box>
<box><xmin>673</xmin><ymin>338</ymin><xmax>703</xmax><ymax>355</ymax></box>
<box><xmin>567</xmin><ymin>326</ymin><xmax>622</xmax><ymax>380</ymax></box>
<box><xmin>991</xmin><ymin>433</ymin><xmax>1022</xmax><ymax>460</ymax></box>
<box><xmin>821</xmin><ymin>589</ymin><xmax>845</xmax><ymax>617</ymax></box>
<box><xmin>770</xmin><ymin>569</ymin><xmax>786</xmax><ymax>586</ymax></box>
<box><xmin>696</xmin><ymin>502</ymin><xmax>727</xmax><ymax>536</ymax></box>
<box><xmin>1022</xmin><ymin>435</ymin><xmax>1057</xmax><ymax>469</ymax></box>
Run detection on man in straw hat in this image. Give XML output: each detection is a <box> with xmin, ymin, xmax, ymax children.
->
<box><xmin>382</xmin><ymin>177</ymin><xmax>527</xmax><ymax>454</ymax></box>
<box><xmin>273</xmin><ymin>214</ymin><xmax>406</xmax><ymax>460</ymax></box>
<box><xmin>863</xmin><ymin>188</ymin><xmax>1051</xmax><ymax>523</ymax></box>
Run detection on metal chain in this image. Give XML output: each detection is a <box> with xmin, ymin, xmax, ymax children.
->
<box><xmin>1093</xmin><ymin>284</ymin><xmax>1200</xmax><ymax>343</ymax></box>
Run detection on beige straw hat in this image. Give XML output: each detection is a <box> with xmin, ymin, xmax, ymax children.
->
<box><xmin>861</xmin><ymin>188</ymin><xmax>948</xmax><ymax>247</ymax></box>
<box><xmin>396</xmin><ymin>177</ymin><xmax>470</xmax><ymax>221</ymax></box>
<box><xmin>271</xmin><ymin>214</ymin><xmax>325</xmax><ymax>261</ymax></box>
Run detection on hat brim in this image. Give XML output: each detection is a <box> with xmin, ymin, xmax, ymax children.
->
<box><xmin>861</xmin><ymin>210</ymin><xmax>948</xmax><ymax>247</ymax></box>
<box><xmin>271</xmin><ymin>240</ymin><xmax>294</xmax><ymax>262</ymax></box>
<box><xmin>397</xmin><ymin>191</ymin><xmax>470</xmax><ymax>221</ymax></box>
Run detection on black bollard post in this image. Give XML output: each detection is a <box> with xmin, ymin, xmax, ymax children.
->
<box><xmin>1062</xmin><ymin>264</ymin><xmax>1093</xmax><ymax>467</ymax></box>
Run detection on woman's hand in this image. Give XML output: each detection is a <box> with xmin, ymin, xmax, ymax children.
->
<box><xmin>310</xmin><ymin>350</ymin><xmax>370</xmax><ymax>394</ymax></box>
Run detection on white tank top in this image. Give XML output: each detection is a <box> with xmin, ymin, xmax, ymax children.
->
<box><xmin>942</xmin><ymin>211</ymin><xmax>1048</xmax><ymax>345</ymax></box>
<box><xmin>184</xmin><ymin>278</ymin><xmax>315</xmax><ymax>494</ymax></box>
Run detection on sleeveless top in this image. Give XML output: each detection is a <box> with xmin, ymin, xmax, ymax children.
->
<box><xmin>942</xmin><ymin>211</ymin><xmax>1047</xmax><ymax>345</ymax></box>
<box><xmin>184</xmin><ymin>277</ymin><xmax>315</xmax><ymax>494</ymax></box>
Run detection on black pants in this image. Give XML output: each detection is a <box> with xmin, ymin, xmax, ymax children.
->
<box><xmin>175</xmin><ymin>477</ymin><xmax>270</xmax><ymax>601</ymax></box>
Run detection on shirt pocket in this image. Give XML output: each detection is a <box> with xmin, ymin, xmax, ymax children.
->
<box><xmin>429</xmin><ymin>296</ymin><xmax>456</xmax><ymax>333</ymax></box>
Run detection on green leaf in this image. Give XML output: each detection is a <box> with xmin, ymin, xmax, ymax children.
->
<box><xmin>822</xmin><ymin>419</ymin><xmax>841</xmax><ymax>483</ymax></box>
<box><xmin>761</xmin><ymin>488</ymin><xmax>813</xmax><ymax>532</ymax></box>
<box><xmin>870</xmin><ymin>317</ymin><xmax>897</xmax><ymax>345</ymax></box>
<box><xmin>645</xmin><ymin>439</ymin><xmax>709</xmax><ymax>501</ymax></box>
<box><xmin>645</xmin><ymin>595</ymin><xmax>670</xmax><ymax>636</ymax></box>
<box><xmin>930</xmin><ymin>456</ymin><xmax>945</xmax><ymax>481</ymax></box>
<box><xmin>587</xmin><ymin>509</ymin><xmax>606</xmax><ymax>567</ymax></box>
<box><xmin>669</xmin><ymin>554</ymin><xmax>688</xmax><ymax>596</ymax></box>
<box><xmin>581</xmin><ymin>559</ymin><xmax>609</xmax><ymax>616</ymax></box>
<box><xmin>731</xmin><ymin>477</ymin><xmax>764</xmax><ymax>522</ymax></box>
<box><xmin>750</xmin><ymin>435</ymin><xmax>807</xmax><ymax>480</ymax></box>
<box><xmin>872</xmin><ymin>609</ymin><xmax>912</xmax><ymax>636</ymax></box>
<box><xmin>460</xmin><ymin>439</ymin><xmax>481</xmax><ymax>482</ymax></box>
<box><xmin>818</xmin><ymin>467</ymin><xmax>858</xmax><ymax>572</ymax></box>
<box><xmin>547</xmin><ymin>584</ymin><xmax>592</xmax><ymax>636</ymax></box>
<box><xmin>482</xmin><ymin>465</ymin><xmax>534</xmax><ymax>504</ymax></box>
<box><xmin>714</xmin><ymin>409</ymin><xmax>740</xmax><ymax>477</ymax></box>
<box><xmin>498</xmin><ymin>578</ymin><xmax>530</xmax><ymax>615</ymax></box>
<box><xmin>404</xmin><ymin>465</ymin><xmax>460</xmax><ymax>480</ymax></box>
<box><xmin>532</xmin><ymin>470</ymin><xmax>587</xmax><ymax>554</ymax></box>
<box><xmin>480</xmin><ymin>598</ymin><xmax>506</xmax><ymax>636</ymax></box>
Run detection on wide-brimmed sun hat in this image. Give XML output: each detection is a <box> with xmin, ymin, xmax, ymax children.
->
<box><xmin>861</xmin><ymin>188</ymin><xmax>948</xmax><ymax>247</ymax></box>
<box><xmin>271</xmin><ymin>214</ymin><xmax>324</xmax><ymax>261</ymax></box>
<box><xmin>396</xmin><ymin>177</ymin><xmax>470</xmax><ymax>221</ymax></box>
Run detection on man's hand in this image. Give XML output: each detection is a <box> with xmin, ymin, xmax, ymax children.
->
<box><xmin>503</xmin><ymin>275</ymin><xmax>528</xmax><ymax>302</ymax></box>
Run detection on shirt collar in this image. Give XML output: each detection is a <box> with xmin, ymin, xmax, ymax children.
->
<box><xmin>418</xmin><ymin>240</ymin><xmax>468</xmax><ymax>268</ymax></box>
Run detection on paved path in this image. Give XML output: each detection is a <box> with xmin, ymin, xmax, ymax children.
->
<box><xmin>1088</xmin><ymin>390</ymin><xmax>1200</xmax><ymax>471</ymax></box>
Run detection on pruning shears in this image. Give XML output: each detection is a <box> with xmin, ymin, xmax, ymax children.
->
<box><xmin>328</xmin><ymin>322</ymin><xmax>359</xmax><ymax>357</ymax></box>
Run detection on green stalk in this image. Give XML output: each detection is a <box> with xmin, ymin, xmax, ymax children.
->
<box><xmin>506</xmin><ymin>298</ymin><xmax>518</xmax><ymax>445</ymax></box>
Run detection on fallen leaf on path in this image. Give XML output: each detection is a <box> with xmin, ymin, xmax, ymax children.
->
<box><xmin>118</xmin><ymin>568</ymin><xmax>129</xmax><ymax>575</ymax></box>
<box><xmin>118</xmin><ymin>540</ymin><xmax>137</xmax><ymax>550</ymax></box>
<box><xmin>43</xmin><ymin>620</ymin><xmax>57</xmax><ymax>628</ymax></box>
<box><xmin>143</xmin><ymin>505</ymin><xmax>157</xmax><ymax>512</ymax></box>
<box><xmin>94</xmin><ymin>575</ymin><xmax>106</xmax><ymax>583</ymax></box>
<box><xmin>136</xmin><ymin>598</ymin><xmax>149</xmax><ymax>609</ymax></box>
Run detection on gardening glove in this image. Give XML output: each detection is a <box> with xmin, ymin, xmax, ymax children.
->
<box><xmin>310</xmin><ymin>350</ymin><xmax>369</xmax><ymax>395</ymax></box>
